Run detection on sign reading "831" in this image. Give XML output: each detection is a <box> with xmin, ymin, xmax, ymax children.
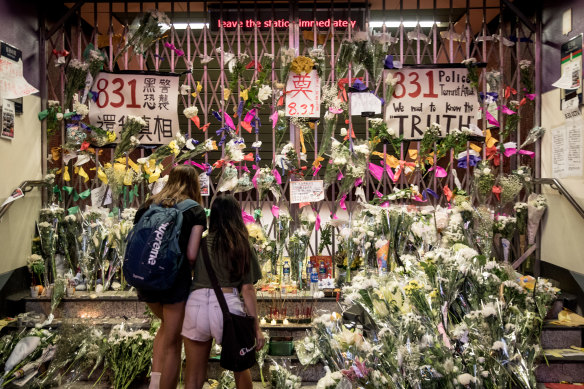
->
<box><xmin>89</xmin><ymin>71</ymin><xmax>180</xmax><ymax>144</ymax></box>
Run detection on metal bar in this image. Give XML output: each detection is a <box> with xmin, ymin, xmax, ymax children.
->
<box><xmin>501</xmin><ymin>0</ymin><xmax>536</xmax><ymax>33</ymax></box>
<box><xmin>535</xmin><ymin>178</ymin><xmax>584</xmax><ymax>220</ymax></box>
<box><xmin>0</xmin><ymin>181</ymin><xmax>51</xmax><ymax>220</ymax></box>
<box><xmin>47</xmin><ymin>0</ymin><xmax>86</xmax><ymax>38</ymax></box>
<box><xmin>39</xmin><ymin>5</ymin><xmax>48</xmax><ymax>205</ymax></box>
<box><xmin>512</xmin><ymin>244</ymin><xmax>537</xmax><ymax>269</ymax></box>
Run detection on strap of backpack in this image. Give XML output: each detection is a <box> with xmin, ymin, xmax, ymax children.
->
<box><xmin>174</xmin><ymin>199</ymin><xmax>199</xmax><ymax>213</ymax></box>
<box><xmin>200</xmin><ymin>237</ymin><xmax>231</xmax><ymax>317</ymax></box>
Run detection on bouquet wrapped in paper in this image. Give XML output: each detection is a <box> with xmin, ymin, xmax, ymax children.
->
<box><xmin>527</xmin><ymin>193</ymin><xmax>547</xmax><ymax>244</ymax></box>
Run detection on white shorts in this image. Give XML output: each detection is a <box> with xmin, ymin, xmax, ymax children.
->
<box><xmin>181</xmin><ymin>288</ymin><xmax>245</xmax><ymax>344</ymax></box>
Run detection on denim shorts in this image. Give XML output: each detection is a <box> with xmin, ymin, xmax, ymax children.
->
<box><xmin>181</xmin><ymin>288</ymin><xmax>245</xmax><ymax>344</ymax></box>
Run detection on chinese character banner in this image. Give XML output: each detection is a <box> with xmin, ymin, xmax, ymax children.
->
<box><xmin>89</xmin><ymin>72</ymin><xmax>179</xmax><ymax>144</ymax></box>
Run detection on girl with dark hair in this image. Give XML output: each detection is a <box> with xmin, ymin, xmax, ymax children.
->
<box><xmin>134</xmin><ymin>165</ymin><xmax>206</xmax><ymax>389</ymax></box>
<box><xmin>182</xmin><ymin>194</ymin><xmax>264</xmax><ymax>389</ymax></box>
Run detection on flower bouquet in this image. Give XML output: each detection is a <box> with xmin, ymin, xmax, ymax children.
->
<box><xmin>336</xmin><ymin>40</ymin><xmax>356</xmax><ymax>79</ymax></box>
<box><xmin>279</xmin><ymin>47</ymin><xmax>296</xmax><ymax>86</ymax></box>
<box><xmin>499</xmin><ymin>173</ymin><xmax>524</xmax><ymax>206</ymax></box>
<box><xmin>254</xmin><ymin>167</ymin><xmax>281</xmax><ymax>200</ymax></box>
<box><xmin>138</xmin><ymin>132</ymin><xmax>186</xmax><ymax>165</ymax></box>
<box><xmin>87</xmin><ymin>125</ymin><xmax>117</xmax><ymax>147</ymax></box>
<box><xmin>64</xmin><ymin>59</ymin><xmax>89</xmax><ymax>108</ymax></box>
<box><xmin>105</xmin><ymin>323</ymin><xmax>154</xmax><ymax>389</ymax></box>
<box><xmin>113</xmin><ymin>115</ymin><xmax>146</xmax><ymax>158</ymax></box>
<box><xmin>473</xmin><ymin>160</ymin><xmax>495</xmax><ymax>203</ymax></box>
<box><xmin>176</xmin><ymin>138</ymin><xmax>218</xmax><ymax>163</ymax></box>
<box><xmin>493</xmin><ymin>214</ymin><xmax>516</xmax><ymax>262</ymax></box>
<box><xmin>37</xmin><ymin>221</ymin><xmax>57</xmax><ymax>287</ymax></box>
<box><xmin>122</xmin><ymin>10</ymin><xmax>170</xmax><ymax>58</ymax></box>
<box><xmin>527</xmin><ymin>193</ymin><xmax>547</xmax><ymax>245</ymax></box>
<box><xmin>269</xmin><ymin>362</ymin><xmax>301</xmax><ymax>389</ymax></box>
<box><xmin>27</xmin><ymin>254</ymin><xmax>45</xmax><ymax>289</ymax></box>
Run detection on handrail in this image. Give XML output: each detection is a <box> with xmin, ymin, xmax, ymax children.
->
<box><xmin>534</xmin><ymin>178</ymin><xmax>584</xmax><ymax>220</ymax></box>
<box><xmin>0</xmin><ymin>180</ymin><xmax>50</xmax><ymax>220</ymax></box>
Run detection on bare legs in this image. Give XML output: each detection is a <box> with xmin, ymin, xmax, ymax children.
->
<box><xmin>183</xmin><ymin>338</ymin><xmax>212</xmax><ymax>389</ymax></box>
<box><xmin>147</xmin><ymin>301</ymin><xmax>186</xmax><ymax>389</ymax></box>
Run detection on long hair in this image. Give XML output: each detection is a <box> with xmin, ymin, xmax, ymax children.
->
<box><xmin>208</xmin><ymin>194</ymin><xmax>250</xmax><ymax>281</ymax></box>
<box><xmin>145</xmin><ymin>165</ymin><xmax>203</xmax><ymax>207</ymax></box>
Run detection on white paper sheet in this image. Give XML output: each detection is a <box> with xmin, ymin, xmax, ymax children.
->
<box><xmin>552</xmin><ymin>61</ymin><xmax>580</xmax><ymax>90</ymax></box>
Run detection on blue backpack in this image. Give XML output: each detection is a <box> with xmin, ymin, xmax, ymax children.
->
<box><xmin>123</xmin><ymin>199</ymin><xmax>199</xmax><ymax>290</ymax></box>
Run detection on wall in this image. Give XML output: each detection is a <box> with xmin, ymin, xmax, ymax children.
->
<box><xmin>0</xmin><ymin>0</ymin><xmax>42</xmax><ymax>277</ymax></box>
<box><xmin>540</xmin><ymin>1</ymin><xmax>584</xmax><ymax>275</ymax></box>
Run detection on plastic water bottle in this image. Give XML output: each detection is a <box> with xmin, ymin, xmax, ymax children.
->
<box><xmin>318</xmin><ymin>260</ymin><xmax>327</xmax><ymax>281</ymax></box>
<box><xmin>282</xmin><ymin>261</ymin><xmax>290</xmax><ymax>284</ymax></box>
<box><xmin>310</xmin><ymin>267</ymin><xmax>319</xmax><ymax>296</ymax></box>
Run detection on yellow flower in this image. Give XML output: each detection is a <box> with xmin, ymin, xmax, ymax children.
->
<box><xmin>107</xmin><ymin>131</ymin><xmax>117</xmax><ymax>143</ymax></box>
<box><xmin>224</xmin><ymin>88</ymin><xmax>231</xmax><ymax>100</ymax></box>
<box><xmin>240</xmin><ymin>88</ymin><xmax>249</xmax><ymax>101</ymax></box>
<box><xmin>169</xmin><ymin>140</ymin><xmax>180</xmax><ymax>156</ymax></box>
<box><xmin>429</xmin><ymin>289</ymin><xmax>438</xmax><ymax>299</ymax></box>
<box><xmin>290</xmin><ymin>56</ymin><xmax>314</xmax><ymax>75</ymax></box>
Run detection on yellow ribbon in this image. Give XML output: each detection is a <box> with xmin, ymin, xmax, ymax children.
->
<box><xmin>372</xmin><ymin>151</ymin><xmax>400</xmax><ymax>169</ymax></box>
<box><xmin>77</xmin><ymin>166</ymin><xmax>90</xmax><ymax>183</ymax></box>
<box><xmin>115</xmin><ymin>157</ymin><xmax>141</xmax><ymax>173</ymax></box>
<box><xmin>240</xmin><ymin>88</ymin><xmax>249</xmax><ymax>101</ymax></box>
<box><xmin>97</xmin><ymin>167</ymin><xmax>108</xmax><ymax>184</ymax></box>
<box><xmin>299</xmin><ymin>130</ymin><xmax>307</xmax><ymax>154</ymax></box>
<box><xmin>191</xmin><ymin>81</ymin><xmax>203</xmax><ymax>99</ymax></box>
<box><xmin>469</xmin><ymin>143</ymin><xmax>482</xmax><ymax>153</ymax></box>
<box><xmin>223</xmin><ymin>88</ymin><xmax>231</xmax><ymax>101</ymax></box>
<box><xmin>485</xmin><ymin>129</ymin><xmax>498</xmax><ymax>148</ymax></box>
<box><xmin>312</xmin><ymin>156</ymin><xmax>324</xmax><ymax>168</ymax></box>
<box><xmin>407</xmin><ymin>149</ymin><xmax>434</xmax><ymax>165</ymax></box>
<box><xmin>62</xmin><ymin>166</ymin><xmax>70</xmax><ymax>181</ymax></box>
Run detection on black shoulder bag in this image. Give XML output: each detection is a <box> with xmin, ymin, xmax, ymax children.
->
<box><xmin>200</xmin><ymin>238</ymin><xmax>257</xmax><ymax>372</ymax></box>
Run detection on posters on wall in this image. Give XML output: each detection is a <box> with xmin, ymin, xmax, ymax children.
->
<box><xmin>384</xmin><ymin>66</ymin><xmax>478</xmax><ymax>139</ymax></box>
<box><xmin>0</xmin><ymin>42</ymin><xmax>38</xmax><ymax>100</ymax></box>
<box><xmin>88</xmin><ymin>72</ymin><xmax>180</xmax><ymax>144</ymax></box>
<box><xmin>285</xmin><ymin>70</ymin><xmax>321</xmax><ymax>118</ymax></box>
<box><xmin>551</xmin><ymin>98</ymin><xmax>583</xmax><ymax>178</ymax></box>
<box><xmin>1</xmin><ymin>99</ymin><xmax>15</xmax><ymax>140</ymax></box>
<box><xmin>554</xmin><ymin>34</ymin><xmax>583</xmax><ymax>104</ymax></box>
<box><xmin>290</xmin><ymin>180</ymin><xmax>324</xmax><ymax>204</ymax></box>
<box><xmin>1</xmin><ymin>188</ymin><xmax>24</xmax><ymax>207</ymax></box>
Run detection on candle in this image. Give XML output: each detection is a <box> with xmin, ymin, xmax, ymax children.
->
<box><xmin>270</xmin><ymin>319</ymin><xmax>277</xmax><ymax>325</ymax></box>
<box><xmin>260</xmin><ymin>317</ymin><xmax>267</xmax><ymax>325</ymax></box>
<box><xmin>283</xmin><ymin>318</ymin><xmax>289</xmax><ymax>325</ymax></box>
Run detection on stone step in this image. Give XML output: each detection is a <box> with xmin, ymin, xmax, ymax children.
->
<box><xmin>19</xmin><ymin>291</ymin><xmax>341</xmax><ymax>320</ymax></box>
<box><xmin>541</xmin><ymin>322</ymin><xmax>583</xmax><ymax>349</ymax></box>
<box><xmin>535</xmin><ymin>354</ymin><xmax>584</xmax><ymax>383</ymax></box>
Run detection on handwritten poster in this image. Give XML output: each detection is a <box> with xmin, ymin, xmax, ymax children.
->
<box><xmin>290</xmin><ymin>180</ymin><xmax>324</xmax><ymax>204</ymax></box>
<box><xmin>0</xmin><ymin>42</ymin><xmax>38</xmax><ymax>99</ymax></box>
<box><xmin>285</xmin><ymin>70</ymin><xmax>321</xmax><ymax>118</ymax></box>
<box><xmin>552</xmin><ymin>102</ymin><xmax>584</xmax><ymax>178</ymax></box>
<box><xmin>384</xmin><ymin>67</ymin><xmax>478</xmax><ymax>139</ymax></box>
<box><xmin>89</xmin><ymin>72</ymin><xmax>180</xmax><ymax>144</ymax></box>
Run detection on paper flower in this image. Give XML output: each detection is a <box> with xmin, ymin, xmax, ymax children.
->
<box><xmin>183</xmin><ymin>106</ymin><xmax>198</xmax><ymax>118</ymax></box>
<box><xmin>290</xmin><ymin>56</ymin><xmax>314</xmax><ymax>75</ymax></box>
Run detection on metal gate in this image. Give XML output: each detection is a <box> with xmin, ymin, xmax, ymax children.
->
<box><xmin>40</xmin><ymin>0</ymin><xmax>539</xmax><ymax>262</ymax></box>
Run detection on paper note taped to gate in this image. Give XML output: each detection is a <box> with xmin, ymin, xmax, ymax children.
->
<box><xmin>290</xmin><ymin>180</ymin><xmax>324</xmax><ymax>204</ymax></box>
<box><xmin>350</xmin><ymin>92</ymin><xmax>382</xmax><ymax>116</ymax></box>
<box><xmin>384</xmin><ymin>67</ymin><xmax>478</xmax><ymax>139</ymax></box>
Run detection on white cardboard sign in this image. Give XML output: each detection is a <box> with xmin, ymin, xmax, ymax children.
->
<box><xmin>89</xmin><ymin>72</ymin><xmax>180</xmax><ymax>144</ymax></box>
<box><xmin>285</xmin><ymin>70</ymin><xmax>321</xmax><ymax>118</ymax></box>
<box><xmin>384</xmin><ymin>67</ymin><xmax>478</xmax><ymax>139</ymax></box>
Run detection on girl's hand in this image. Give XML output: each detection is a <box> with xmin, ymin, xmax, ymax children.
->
<box><xmin>255</xmin><ymin>328</ymin><xmax>265</xmax><ymax>350</ymax></box>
